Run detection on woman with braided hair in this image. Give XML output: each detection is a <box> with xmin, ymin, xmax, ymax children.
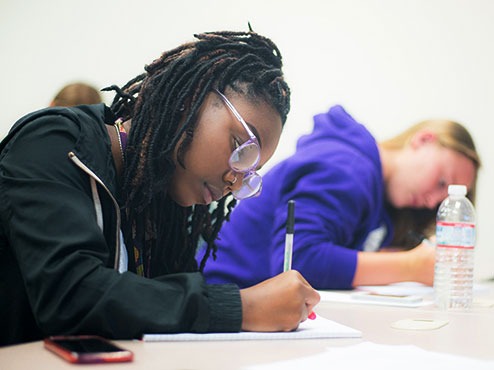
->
<box><xmin>0</xmin><ymin>30</ymin><xmax>319</xmax><ymax>346</ymax></box>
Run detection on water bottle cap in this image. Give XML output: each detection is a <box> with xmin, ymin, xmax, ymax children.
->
<box><xmin>448</xmin><ymin>184</ymin><xmax>467</xmax><ymax>196</ymax></box>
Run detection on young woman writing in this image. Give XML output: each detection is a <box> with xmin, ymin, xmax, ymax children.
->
<box><xmin>0</xmin><ymin>30</ymin><xmax>319</xmax><ymax>346</ymax></box>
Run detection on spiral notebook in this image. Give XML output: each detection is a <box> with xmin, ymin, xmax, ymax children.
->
<box><xmin>142</xmin><ymin>314</ymin><xmax>361</xmax><ymax>342</ymax></box>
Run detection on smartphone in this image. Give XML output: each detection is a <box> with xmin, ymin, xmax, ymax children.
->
<box><xmin>44</xmin><ymin>335</ymin><xmax>133</xmax><ymax>363</ymax></box>
<box><xmin>351</xmin><ymin>291</ymin><xmax>423</xmax><ymax>304</ymax></box>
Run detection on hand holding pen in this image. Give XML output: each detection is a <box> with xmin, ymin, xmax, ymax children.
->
<box><xmin>238</xmin><ymin>200</ymin><xmax>320</xmax><ymax>331</ymax></box>
<box><xmin>408</xmin><ymin>237</ymin><xmax>436</xmax><ymax>285</ymax></box>
<box><xmin>239</xmin><ymin>270</ymin><xmax>320</xmax><ymax>332</ymax></box>
<box><xmin>283</xmin><ymin>200</ymin><xmax>317</xmax><ymax>320</ymax></box>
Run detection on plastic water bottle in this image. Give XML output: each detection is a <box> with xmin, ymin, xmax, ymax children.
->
<box><xmin>434</xmin><ymin>184</ymin><xmax>476</xmax><ymax>310</ymax></box>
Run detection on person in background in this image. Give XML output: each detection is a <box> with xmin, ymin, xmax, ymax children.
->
<box><xmin>49</xmin><ymin>82</ymin><xmax>103</xmax><ymax>107</ymax></box>
<box><xmin>199</xmin><ymin>104</ymin><xmax>481</xmax><ymax>290</ymax></box>
<box><xmin>0</xmin><ymin>30</ymin><xmax>320</xmax><ymax>346</ymax></box>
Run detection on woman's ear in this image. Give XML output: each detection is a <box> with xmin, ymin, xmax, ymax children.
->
<box><xmin>410</xmin><ymin>130</ymin><xmax>438</xmax><ymax>149</ymax></box>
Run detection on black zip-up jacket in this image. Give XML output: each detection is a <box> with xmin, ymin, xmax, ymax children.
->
<box><xmin>0</xmin><ymin>104</ymin><xmax>241</xmax><ymax>346</ymax></box>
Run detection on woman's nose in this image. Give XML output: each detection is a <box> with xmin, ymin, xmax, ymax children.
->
<box><xmin>223</xmin><ymin>171</ymin><xmax>243</xmax><ymax>193</ymax></box>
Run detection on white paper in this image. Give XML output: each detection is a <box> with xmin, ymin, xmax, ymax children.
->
<box><xmin>318</xmin><ymin>282</ymin><xmax>490</xmax><ymax>308</ymax></box>
<box><xmin>243</xmin><ymin>342</ymin><xmax>494</xmax><ymax>370</ymax></box>
<box><xmin>318</xmin><ymin>282</ymin><xmax>434</xmax><ymax>307</ymax></box>
<box><xmin>142</xmin><ymin>314</ymin><xmax>361</xmax><ymax>342</ymax></box>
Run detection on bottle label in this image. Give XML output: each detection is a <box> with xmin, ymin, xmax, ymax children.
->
<box><xmin>436</xmin><ymin>221</ymin><xmax>475</xmax><ymax>249</ymax></box>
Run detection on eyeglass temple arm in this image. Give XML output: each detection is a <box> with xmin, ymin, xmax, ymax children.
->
<box><xmin>214</xmin><ymin>89</ymin><xmax>258</xmax><ymax>142</ymax></box>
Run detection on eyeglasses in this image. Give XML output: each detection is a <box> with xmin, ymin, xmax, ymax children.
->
<box><xmin>215</xmin><ymin>89</ymin><xmax>262</xmax><ymax>200</ymax></box>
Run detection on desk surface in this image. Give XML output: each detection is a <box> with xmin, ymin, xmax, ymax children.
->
<box><xmin>2</xmin><ymin>282</ymin><xmax>493</xmax><ymax>370</ymax></box>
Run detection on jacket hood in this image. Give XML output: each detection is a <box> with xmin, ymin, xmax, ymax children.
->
<box><xmin>296</xmin><ymin>105</ymin><xmax>379</xmax><ymax>165</ymax></box>
<box><xmin>1</xmin><ymin>104</ymin><xmax>112</xmax><ymax>151</ymax></box>
<box><xmin>1</xmin><ymin>104</ymin><xmax>117</xmax><ymax>190</ymax></box>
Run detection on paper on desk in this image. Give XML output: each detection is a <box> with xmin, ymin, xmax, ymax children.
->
<box><xmin>142</xmin><ymin>314</ymin><xmax>361</xmax><ymax>341</ymax></box>
<box><xmin>318</xmin><ymin>282</ymin><xmax>433</xmax><ymax>308</ymax></box>
<box><xmin>319</xmin><ymin>282</ymin><xmax>490</xmax><ymax>308</ymax></box>
<box><xmin>355</xmin><ymin>282</ymin><xmax>488</xmax><ymax>296</ymax></box>
<box><xmin>357</xmin><ymin>282</ymin><xmax>434</xmax><ymax>296</ymax></box>
<box><xmin>242</xmin><ymin>342</ymin><xmax>494</xmax><ymax>370</ymax></box>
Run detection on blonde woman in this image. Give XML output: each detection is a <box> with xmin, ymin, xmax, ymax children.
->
<box><xmin>199</xmin><ymin>105</ymin><xmax>481</xmax><ymax>289</ymax></box>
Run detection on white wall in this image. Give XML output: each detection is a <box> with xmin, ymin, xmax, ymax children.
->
<box><xmin>1</xmin><ymin>0</ymin><xmax>493</xmax><ymax>279</ymax></box>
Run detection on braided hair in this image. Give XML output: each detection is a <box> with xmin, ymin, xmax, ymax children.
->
<box><xmin>104</xmin><ymin>30</ymin><xmax>290</xmax><ymax>277</ymax></box>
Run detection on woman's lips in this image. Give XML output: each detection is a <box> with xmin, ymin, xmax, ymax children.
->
<box><xmin>203</xmin><ymin>185</ymin><xmax>213</xmax><ymax>204</ymax></box>
<box><xmin>204</xmin><ymin>183</ymin><xmax>221</xmax><ymax>204</ymax></box>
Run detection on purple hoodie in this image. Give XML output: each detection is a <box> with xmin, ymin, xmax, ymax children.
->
<box><xmin>198</xmin><ymin>105</ymin><xmax>393</xmax><ymax>289</ymax></box>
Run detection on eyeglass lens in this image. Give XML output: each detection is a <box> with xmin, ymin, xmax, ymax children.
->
<box><xmin>216</xmin><ymin>89</ymin><xmax>262</xmax><ymax>199</ymax></box>
<box><xmin>230</xmin><ymin>142</ymin><xmax>260</xmax><ymax>172</ymax></box>
<box><xmin>232</xmin><ymin>172</ymin><xmax>262</xmax><ymax>199</ymax></box>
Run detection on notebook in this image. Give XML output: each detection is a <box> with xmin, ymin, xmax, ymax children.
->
<box><xmin>142</xmin><ymin>314</ymin><xmax>361</xmax><ymax>342</ymax></box>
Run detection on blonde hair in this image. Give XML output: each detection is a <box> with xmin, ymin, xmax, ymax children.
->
<box><xmin>380</xmin><ymin>120</ymin><xmax>481</xmax><ymax>247</ymax></box>
<box><xmin>51</xmin><ymin>82</ymin><xmax>102</xmax><ymax>107</ymax></box>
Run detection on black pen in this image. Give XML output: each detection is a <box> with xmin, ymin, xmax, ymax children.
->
<box><xmin>282</xmin><ymin>200</ymin><xmax>316</xmax><ymax>320</ymax></box>
<box><xmin>283</xmin><ymin>200</ymin><xmax>295</xmax><ymax>272</ymax></box>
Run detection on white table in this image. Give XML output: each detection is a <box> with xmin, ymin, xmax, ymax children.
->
<box><xmin>1</xmin><ymin>281</ymin><xmax>493</xmax><ymax>369</ymax></box>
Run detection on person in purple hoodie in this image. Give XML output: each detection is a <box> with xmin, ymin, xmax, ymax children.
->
<box><xmin>198</xmin><ymin>105</ymin><xmax>481</xmax><ymax>290</ymax></box>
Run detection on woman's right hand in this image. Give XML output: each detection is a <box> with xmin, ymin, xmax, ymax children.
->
<box><xmin>407</xmin><ymin>239</ymin><xmax>436</xmax><ymax>285</ymax></box>
<box><xmin>239</xmin><ymin>270</ymin><xmax>320</xmax><ymax>332</ymax></box>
